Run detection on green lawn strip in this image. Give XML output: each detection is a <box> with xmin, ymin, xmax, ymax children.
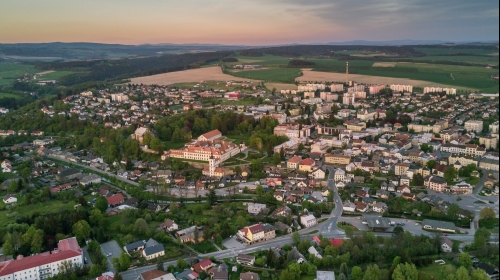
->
<box><xmin>191</xmin><ymin>241</ymin><xmax>218</xmax><ymax>254</ymax></box>
<box><xmin>0</xmin><ymin>199</ymin><xmax>76</xmax><ymax>227</ymax></box>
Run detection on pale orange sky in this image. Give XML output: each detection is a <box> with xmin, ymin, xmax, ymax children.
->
<box><xmin>0</xmin><ymin>0</ymin><xmax>497</xmax><ymax>45</ymax></box>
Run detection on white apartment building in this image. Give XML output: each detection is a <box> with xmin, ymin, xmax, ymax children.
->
<box><xmin>330</xmin><ymin>84</ymin><xmax>344</xmax><ymax>92</ymax></box>
<box><xmin>111</xmin><ymin>93</ymin><xmax>129</xmax><ymax>102</ymax></box>
<box><xmin>423</xmin><ymin>87</ymin><xmax>456</xmax><ymax>95</ymax></box>
<box><xmin>489</xmin><ymin>121</ymin><xmax>499</xmax><ymax>133</ymax></box>
<box><xmin>464</xmin><ymin>120</ymin><xmax>483</xmax><ymax>133</ymax></box>
<box><xmin>343</xmin><ymin>93</ymin><xmax>355</xmax><ymax>105</ymax></box>
<box><xmin>354</xmin><ymin>91</ymin><xmax>367</xmax><ymax>99</ymax></box>
<box><xmin>298</xmin><ymin>84</ymin><xmax>325</xmax><ymax>92</ymax></box>
<box><xmin>300</xmin><ymin>214</ymin><xmax>317</xmax><ymax>228</ymax></box>
<box><xmin>368</xmin><ymin>84</ymin><xmax>385</xmax><ymax>95</ymax></box>
<box><xmin>80</xmin><ymin>91</ymin><xmax>93</xmax><ymax>97</ymax></box>
<box><xmin>347</xmin><ymin>85</ymin><xmax>365</xmax><ymax>93</ymax></box>
<box><xmin>390</xmin><ymin>84</ymin><xmax>413</xmax><ymax>93</ymax></box>
<box><xmin>0</xmin><ymin>237</ymin><xmax>82</xmax><ymax>280</ymax></box>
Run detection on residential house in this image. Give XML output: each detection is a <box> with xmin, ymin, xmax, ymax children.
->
<box><xmin>158</xmin><ymin>219</ymin><xmax>178</xmax><ymax>232</ymax></box>
<box><xmin>373</xmin><ymin>202</ymin><xmax>388</xmax><ymax>213</ymax></box>
<box><xmin>192</xmin><ymin>259</ymin><xmax>213</xmax><ymax>274</ymax></box>
<box><xmin>106</xmin><ymin>193</ymin><xmax>125</xmax><ymax>207</ymax></box>
<box><xmin>441</xmin><ymin>237</ymin><xmax>453</xmax><ymax>253</ymax></box>
<box><xmin>300</xmin><ymin>214</ymin><xmax>317</xmax><ymax>228</ymax></box>
<box><xmin>247</xmin><ymin>203</ymin><xmax>267</xmax><ymax>215</ymax></box>
<box><xmin>236</xmin><ymin>254</ymin><xmax>255</xmax><ymax>265</ymax></box>
<box><xmin>240</xmin><ymin>272</ymin><xmax>259</xmax><ymax>280</ymax></box>
<box><xmin>2</xmin><ymin>194</ymin><xmax>17</xmax><ymax>204</ymax></box>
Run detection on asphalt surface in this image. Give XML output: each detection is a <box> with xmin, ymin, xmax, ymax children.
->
<box><xmin>100</xmin><ymin>240</ymin><xmax>123</xmax><ymax>273</ymax></box>
<box><xmin>319</xmin><ymin>166</ymin><xmax>344</xmax><ymax>235</ymax></box>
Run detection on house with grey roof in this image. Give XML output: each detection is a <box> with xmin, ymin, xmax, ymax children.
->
<box><xmin>422</xmin><ymin>219</ymin><xmax>456</xmax><ymax>233</ymax></box>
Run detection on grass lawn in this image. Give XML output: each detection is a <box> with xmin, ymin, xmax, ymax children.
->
<box><xmin>465</xmin><ymin>177</ymin><xmax>480</xmax><ymax>185</ymax></box>
<box><xmin>419</xmin><ymin>263</ymin><xmax>457</xmax><ymax>280</ymax></box>
<box><xmin>220</xmin><ymin>100</ymin><xmax>255</xmax><ymax>106</ymax></box>
<box><xmin>35</xmin><ymin>71</ymin><xmax>75</xmax><ymax>80</ymax></box>
<box><xmin>163</xmin><ymin>141</ymin><xmax>186</xmax><ymax>150</ymax></box>
<box><xmin>191</xmin><ymin>241</ymin><xmax>218</xmax><ymax>254</ymax></box>
<box><xmin>225</xmin><ymin>134</ymin><xmax>250</xmax><ymax>145</ymax></box>
<box><xmin>0</xmin><ymin>199</ymin><xmax>76</xmax><ymax>227</ymax></box>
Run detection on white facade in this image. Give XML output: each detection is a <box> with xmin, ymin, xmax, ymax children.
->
<box><xmin>464</xmin><ymin>120</ymin><xmax>483</xmax><ymax>133</ymax></box>
<box><xmin>300</xmin><ymin>214</ymin><xmax>317</xmax><ymax>228</ymax></box>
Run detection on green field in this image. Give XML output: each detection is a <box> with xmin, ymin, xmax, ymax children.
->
<box><xmin>0</xmin><ymin>199</ymin><xmax>77</xmax><ymax>227</ymax></box>
<box><xmin>36</xmin><ymin>71</ymin><xmax>75</xmax><ymax>80</ymax></box>
<box><xmin>220</xmin><ymin>100</ymin><xmax>255</xmax><ymax>105</ymax></box>
<box><xmin>0</xmin><ymin>92</ymin><xmax>23</xmax><ymax>98</ymax></box>
<box><xmin>227</xmin><ymin>68</ymin><xmax>302</xmax><ymax>83</ymax></box>
<box><xmin>223</xmin><ymin>51</ymin><xmax>499</xmax><ymax>92</ymax></box>
<box><xmin>0</xmin><ymin>63</ymin><xmax>38</xmax><ymax>85</ymax></box>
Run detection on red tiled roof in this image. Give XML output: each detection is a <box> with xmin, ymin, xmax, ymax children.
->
<box><xmin>58</xmin><ymin>237</ymin><xmax>80</xmax><ymax>252</ymax></box>
<box><xmin>299</xmin><ymin>158</ymin><xmax>315</xmax><ymax>166</ymax></box>
<box><xmin>329</xmin><ymin>238</ymin><xmax>343</xmax><ymax>247</ymax></box>
<box><xmin>192</xmin><ymin>258</ymin><xmax>212</xmax><ymax>273</ymax></box>
<box><xmin>0</xmin><ymin>250</ymin><xmax>81</xmax><ymax>276</ymax></box>
<box><xmin>248</xmin><ymin>224</ymin><xmax>264</xmax><ymax>234</ymax></box>
<box><xmin>200</xmin><ymin>129</ymin><xmax>222</xmax><ymax>140</ymax></box>
<box><xmin>288</xmin><ymin>156</ymin><xmax>302</xmax><ymax>164</ymax></box>
<box><xmin>106</xmin><ymin>193</ymin><xmax>125</xmax><ymax>206</ymax></box>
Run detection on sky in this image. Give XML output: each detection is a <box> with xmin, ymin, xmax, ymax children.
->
<box><xmin>0</xmin><ymin>0</ymin><xmax>498</xmax><ymax>45</ymax></box>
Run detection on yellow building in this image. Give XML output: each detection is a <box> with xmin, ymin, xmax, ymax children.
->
<box><xmin>325</xmin><ymin>154</ymin><xmax>351</xmax><ymax>165</ymax></box>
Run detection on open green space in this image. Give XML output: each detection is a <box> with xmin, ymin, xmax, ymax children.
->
<box><xmin>35</xmin><ymin>71</ymin><xmax>76</xmax><ymax>80</ymax></box>
<box><xmin>229</xmin><ymin>54</ymin><xmax>292</xmax><ymax>66</ymax></box>
<box><xmin>414</xmin><ymin>47</ymin><xmax>498</xmax><ymax>56</ymax></box>
<box><xmin>465</xmin><ymin>177</ymin><xmax>480</xmax><ymax>185</ymax></box>
<box><xmin>191</xmin><ymin>241</ymin><xmax>218</xmax><ymax>254</ymax></box>
<box><xmin>479</xmin><ymin>218</ymin><xmax>499</xmax><ymax>231</ymax></box>
<box><xmin>411</xmin><ymin>55</ymin><xmax>499</xmax><ymax>66</ymax></box>
<box><xmin>0</xmin><ymin>92</ymin><xmax>23</xmax><ymax>98</ymax></box>
<box><xmin>227</xmin><ymin>68</ymin><xmax>302</xmax><ymax>83</ymax></box>
<box><xmin>0</xmin><ymin>63</ymin><xmax>37</xmax><ymax>85</ymax></box>
<box><xmin>419</xmin><ymin>263</ymin><xmax>450</xmax><ymax>280</ymax></box>
<box><xmin>225</xmin><ymin>134</ymin><xmax>251</xmax><ymax>145</ymax></box>
<box><xmin>220</xmin><ymin>100</ymin><xmax>255</xmax><ymax>105</ymax></box>
<box><xmin>0</xmin><ymin>199</ymin><xmax>77</xmax><ymax>227</ymax></box>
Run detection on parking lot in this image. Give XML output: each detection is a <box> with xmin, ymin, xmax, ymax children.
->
<box><xmin>82</xmin><ymin>246</ymin><xmax>93</xmax><ymax>267</ymax></box>
<box><xmin>222</xmin><ymin>236</ymin><xmax>246</xmax><ymax>250</ymax></box>
<box><xmin>100</xmin><ymin>240</ymin><xmax>123</xmax><ymax>272</ymax></box>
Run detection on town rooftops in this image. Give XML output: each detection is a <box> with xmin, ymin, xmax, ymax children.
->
<box><xmin>106</xmin><ymin>193</ymin><xmax>125</xmax><ymax>205</ymax></box>
<box><xmin>422</xmin><ymin>219</ymin><xmax>456</xmax><ymax>231</ymax></box>
<box><xmin>124</xmin><ymin>240</ymin><xmax>146</xmax><ymax>251</ymax></box>
<box><xmin>199</xmin><ymin>129</ymin><xmax>222</xmax><ymax>140</ymax></box>
<box><xmin>140</xmin><ymin>270</ymin><xmax>168</xmax><ymax>280</ymax></box>
<box><xmin>143</xmin><ymin>244</ymin><xmax>164</xmax><ymax>256</ymax></box>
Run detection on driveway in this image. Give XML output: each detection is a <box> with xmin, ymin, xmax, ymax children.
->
<box><xmin>100</xmin><ymin>240</ymin><xmax>123</xmax><ymax>272</ymax></box>
<box><xmin>82</xmin><ymin>246</ymin><xmax>93</xmax><ymax>267</ymax></box>
<box><xmin>223</xmin><ymin>236</ymin><xmax>246</xmax><ymax>250</ymax></box>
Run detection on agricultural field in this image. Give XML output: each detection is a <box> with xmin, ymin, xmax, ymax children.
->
<box><xmin>0</xmin><ymin>92</ymin><xmax>23</xmax><ymax>99</ymax></box>
<box><xmin>130</xmin><ymin>66</ymin><xmax>260</xmax><ymax>85</ymax></box>
<box><xmin>0</xmin><ymin>63</ymin><xmax>37</xmax><ymax>86</ymax></box>
<box><xmin>35</xmin><ymin>70</ymin><xmax>76</xmax><ymax>80</ymax></box>
<box><xmin>222</xmin><ymin>48</ymin><xmax>499</xmax><ymax>92</ymax></box>
<box><xmin>226</xmin><ymin>68</ymin><xmax>302</xmax><ymax>83</ymax></box>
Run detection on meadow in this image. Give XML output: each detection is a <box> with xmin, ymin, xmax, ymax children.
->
<box><xmin>35</xmin><ymin>70</ymin><xmax>76</xmax><ymax>80</ymax></box>
<box><xmin>0</xmin><ymin>63</ymin><xmax>38</xmax><ymax>86</ymax></box>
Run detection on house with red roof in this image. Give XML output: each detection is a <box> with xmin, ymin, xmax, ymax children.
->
<box><xmin>329</xmin><ymin>238</ymin><xmax>344</xmax><ymax>247</ymax></box>
<box><xmin>0</xmin><ymin>237</ymin><xmax>82</xmax><ymax>279</ymax></box>
<box><xmin>191</xmin><ymin>258</ymin><xmax>213</xmax><ymax>273</ymax></box>
<box><xmin>287</xmin><ymin>156</ymin><xmax>302</xmax><ymax>169</ymax></box>
<box><xmin>106</xmin><ymin>193</ymin><xmax>125</xmax><ymax>207</ymax></box>
<box><xmin>298</xmin><ymin>158</ymin><xmax>315</xmax><ymax>172</ymax></box>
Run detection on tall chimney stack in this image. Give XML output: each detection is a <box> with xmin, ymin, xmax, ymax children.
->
<box><xmin>346</xmin><ymin>61</ymin><xmax>349</xmax><ymax>84</ymax></box>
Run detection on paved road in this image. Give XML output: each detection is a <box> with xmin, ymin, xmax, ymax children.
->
<box><xmin>46</xmin><ymin>155</ymin><xmax>139</xmax><ymax>191</ymax></box>
<box><xmin>320</xmin><ymin>166</ymin><xmax>344</xmax><ymax>235</ymax></box>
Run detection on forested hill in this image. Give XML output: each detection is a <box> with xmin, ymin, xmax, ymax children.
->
<box><xmin>35</xmin><ymin>51</ymin><xmax>233</xmax><ymax>86</ymax></box>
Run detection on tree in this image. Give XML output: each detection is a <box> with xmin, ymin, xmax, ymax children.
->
<box><xmin>193</xmin><ymin>227</ymin><xmax>199</xmax><ymax>244</ymax></box>
<box><xmin>474</xmin><ymin>228</ymin><xmax>491</xmax><ymax>248</ymax></box>
<box><xmin>338</xmin><ymin>274</ymin><xmax>347</xmax><ymax>280</ymax></box>
<box><xmin>393</xmin><ymin>226</ymin><xmax>404</xmax><ymax>237</ymax></box>
<box><xmin>157</xmin><ymin>257</ymin><xmax>164</xmax><ymax>271</ymax></box>
<box><xmin>364</xmin><ymin>264</ymin><xmax>381</xmax><ymax>280</ymax></box>
<box><xmin>444</xmin><ymin>166</ymin><xmax>458</xmax><ymax>183</ymax></box>
<box><xmin>2</xmin><ymin>239</ymin><xmax>14</xmax><ymax>256</ymax></box>
<box><xmin>470</xmin><ymin>269</ymin><xmax>490</xmax><ymax>280</ymax></box>
<box><xmin>340</xmin><ymin>262</ymin><xmax>348</xmax><ymax>276</ymax></box>
<box><xmin>119</xmin><ymin>252</ymin><xmax>131</xmax><ymax>271</ymax></box>
<box><xmin>89</xmin><ymin>209</ymin><xmax>104</xmax><ymax>226</ymax></box>
<box><xmin>273</xmin><ymin>152</ymin><xmax>281</xmax><ymax>164</ymax></box>
<box><xmin>134</xmin><ymin>218</ymin><xmax>148</xmax><ymax>235</ymax></box>
<box><xmin>8</xmin><ymin>180</ymin><xmax>18</xmax><ymax>193</ymax></box>
<box><xmin>72</xmin><ymin>220</ymin><xmax>91</xmax><ymax>245</ymax></box>
<box><xmin>351</xmin><ymin>266</ymin><xmax>364</xmax><ymax>280</ymax></box>
<box><xmin>255</xmin><ymin>185</ymin><xmax>264</xmax><ymax>196</ymax></box>
<box><xmin>95</xmin><ymin>196</ymin><xmax>108</xmax><ymax>212</ymax></box>
<box><xmin>458</xmin><ymin>253</ymin><xmax>472</xmax><ymax>270</ymax></box>
<box><xmin>427</xmin><ymin>159</ymin><xmax>436</xmax><ymax>170</ymax></box>
<box><xmin>292</xmin><ymin>231</ymin><xmax>301</xmax><ymax>246</ymax></box>
<box><xmin>392</xmin><ymin>263</ymin><xmax>418</xmax><ymax>280</ymax></box>
<box><xmin>412</xmin><ymin>173</ymin><xmax>424</xmax><ymax>186</ymax></box>
<box><xmin>176</xmin><ymin>259</ymin><xmax>189</xmax><ymax>270</ymax></box>
<box><xmin>206</xmin><ymin>188</ymin><xmax>217</xmax><ymax>205</ymax></box>
<box><xmin>479</xmin><ymin>207</ymin><xmax>496</xmax><ymax>220</ymax></box>
<box><xmin>447</xmin><ymin>203</ymin><xmax>460</xmax><ymax>221</ymax></box>
<box><xmin>455</xmin><ymin>266</ymin><xmax>471</xmax><ymax>280</ymax></box>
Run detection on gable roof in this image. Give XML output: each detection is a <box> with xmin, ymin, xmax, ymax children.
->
<box><xmin>106</xmin><ymin>193</ymin><xmax>125</xmax><ymax>205</ymax></box>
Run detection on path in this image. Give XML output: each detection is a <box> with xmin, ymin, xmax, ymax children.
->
<box><xmin>450</xmin><ymin>73</ymin><xmax>455</xmax><ymax>80</ymax></box>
